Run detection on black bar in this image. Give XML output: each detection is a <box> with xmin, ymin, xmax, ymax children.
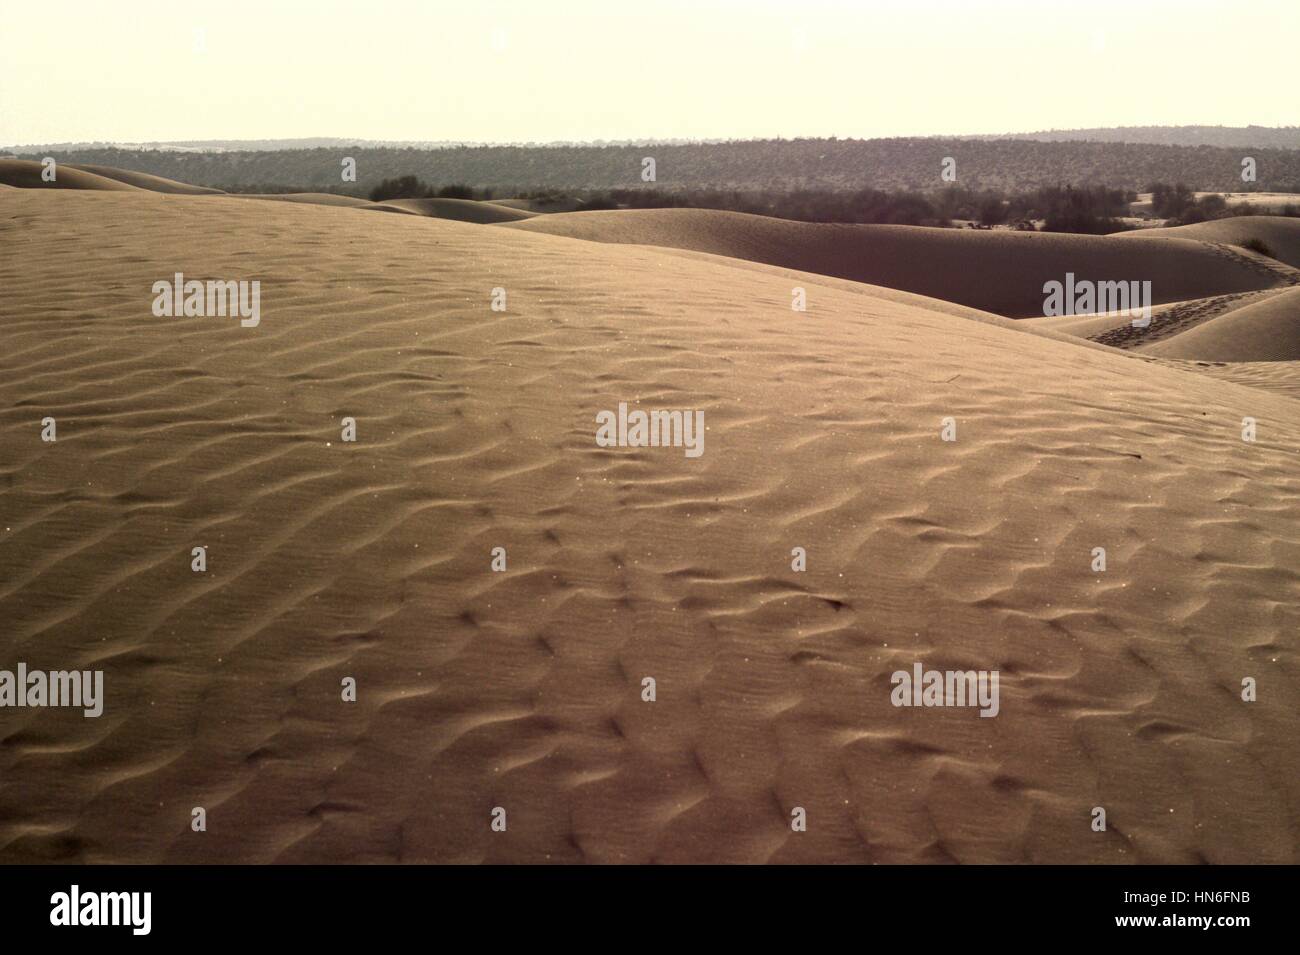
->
<box><xmin>0</xmin><ymin>864</ymin><xmax>1285</xmax><ymax>942</ymax></box>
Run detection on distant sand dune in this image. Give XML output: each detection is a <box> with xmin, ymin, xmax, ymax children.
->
<box><xmin>232</xmin><ymin>193</ymin><xmax>381</xmax><ymax>209</ymax></box>
<box><xmin>1141</xmin><ymin>287</ymin><xmax>1300</xmax><ymax>361</ymax></box>
<box><xmin>378</xmin><ymin>197</ymin><xmax>537</xmax><ymax>223</ymax></box>
<box><xmin>1</xmin><ymin>190</ymin><xmax>1296</xmax><ymax>864</ymax></box>
<box><xmin>0</xmin><ymin>158</ymin><xmax>228</xmax><ymax>195</ymax></box>
<box><xmin>1120</xmin><ymin>216</ymin><xmax>1300</xmax><ymax>270</ymax></box>
<box><xmin>502</xmin><ymin>209</ymin><xmax>1290</xmax><ymax>317</ymax></box>
<box><xmin>66</xmin><ymin>163</ymin><xmax>227</xmax><ymax>196</ymax></box>
<box><xmin>640</xmin><ymin>244</ymin><xmax>1119</xmax><ymax>356</ymax></box>
<box><xmin>488</xmin><ymin>197</ymin><xmax>587</xmax><ymax>214</ymax></box>
<box><xmin>0</xmin><ymin>158</ymin><xmax>143</xmax><ymax>191</ymax></box>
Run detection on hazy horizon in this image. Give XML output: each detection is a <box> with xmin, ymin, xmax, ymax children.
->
<box><xmin>3</xmin><ymin>0</ymin><xmax>1295</xmax><ymax>146</ymax></box>
<box><xmin>8</xmin><ymin>125</ymin><xmax>1300</xmax><ymax>151</ymax></box>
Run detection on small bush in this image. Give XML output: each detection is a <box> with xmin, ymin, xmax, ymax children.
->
<box><xmin>369</xmin><ymin>175</ymin><xmax>431</xmax><ymax>202</ymax></box>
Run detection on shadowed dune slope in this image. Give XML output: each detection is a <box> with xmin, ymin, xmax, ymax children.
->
<box><xmin>377</xmin><ymin>197</ymin><xmax>537</xmax><ymax>223</ymax></box>
<box><xmin>1141</xmin><ymin>287</ymin><xmax>1300</xmax><ymax>361</ymax></box>
<box><xmin>66</xmin><ymin>163</ymin><xmax>227</xmax><ymax>196</ymax></box>
<box><xmin>0</xmin><ymin>158</ymin><xmax>143</xmax><ymax>191</ymax></box>
<box><xmin>0</xmin><ymin>191</ymin><xmax>1297</xmax><ymax>865</ymax></box>
<box><xmin>1119</xmin><ymin>216</ymin><xmax>1300</xmax><ymax>270</ymax></box>
<box><xmin>502</xmin><ymin>209</ymin><xmax>1289</xmax><ymax>317</ymax></box>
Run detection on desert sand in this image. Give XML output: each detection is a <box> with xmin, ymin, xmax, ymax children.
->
<box><xmin>0</xmin><ymin>175</ymin><xmax>1296</xmax><ymax>864</ymax></box>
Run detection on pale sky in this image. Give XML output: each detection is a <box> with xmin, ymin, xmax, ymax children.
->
<box><xmin>2</xmin><ymin>0</ymin><xmax>1294</xmax><ymax>146</ymax></box>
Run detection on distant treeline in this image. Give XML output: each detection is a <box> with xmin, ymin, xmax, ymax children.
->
<box><xmin>564</xmin><ymin>184</ymin><xmax>1136</xmax><ymax>233</ymax></box>
<box><xmin>361</xmin><ymin>176</ymin><xmax>1296</xmax><ymax>234</ymax></box>
<box><xmin>563</xmin><ymin>183</ymin><xmax>1298</xmax><ymax>233</ymax></box>
<box><xmin>16</xmin><ymin>126</ymin><xmax>1299</xmax><ymax>153</ymax></box>
<box><xmin>19</xmin><ymin>139</ymin><xmax>1300</xmax><ymax>193</ymax></box>
<box><xmin>1145</xmin><ymin>182</ymin><xmax>1299</xmax><ymax>222</ymax></box>
<box><xmin>368</xmin><ymin>176</ymin><xmax>484</xmax><ymax>202</ymax></box>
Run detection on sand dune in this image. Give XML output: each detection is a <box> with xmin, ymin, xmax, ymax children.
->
<box><xmin>1140</xmin><ymin>287</ymin><xmax>1300</xmax><ymax>361</ymax></box>
<box><xmin>1073</xmin><ymin>287</ymin><xmax>1297</xmax><ymax>356</ymax></box>
<box><xmin>1</xmin><ymin>189</ymin><xmax>1296</xmax><ymax>864</ymax></box>
<box><xmin>0</xmin><ymin>158</ymin><xmax>227</xmax><ymax>195</ymax></box>
<box><xmin>1185</xmin><ymin>360</ymin><xmax>1300</xmax><ymax>401</ymax></box>
<box><xmin>238</xmin><ymin>194</ymin><xmax>542</xmax><ymax>222</ymax></box>
<box><xmin>1021</xmin><ymin>300</ymin><xmax>1188</xmax><ymax>341</ymax></box>
<box><xmin>489</xmin><ymin>197</ymin><xmax>587</xmax><ymax>214</ymax></box>
<box><xmin>0</xmin><ymin>158</ymin><xmax>143</xmax><ymax>191</ymax></box>
<box><xmin>1120</xmin><ymin>216</ymin><xmax>1300</xmax><ymax>270</ymax></box>
<box><xmin>231</xmin><ymin>193</ymin><xmax>425</xmax><ymax>216</ymax></box>
<box><xmin>636</xmin><ymin>243</ymin><xmax>1119</xmax><ymax>357</ymax></box>
<box><xmin>232</xmin><ymin>193</ymin><xmax>381</xmax><ymax>209</ymax></box>
<box><xmin>378</xmin><ymin>197</ymin><xmax>537</xmax><ymax>223</ymax></box>
<box><xmin>502</xmin><ymin>209</ymin><xmax>1291</xmax><ymax>317</ymax></box>
<box><xmin>66</xmin><ymin>163</ymin><xmax>227</xmax><ymax>196</ymax></box>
